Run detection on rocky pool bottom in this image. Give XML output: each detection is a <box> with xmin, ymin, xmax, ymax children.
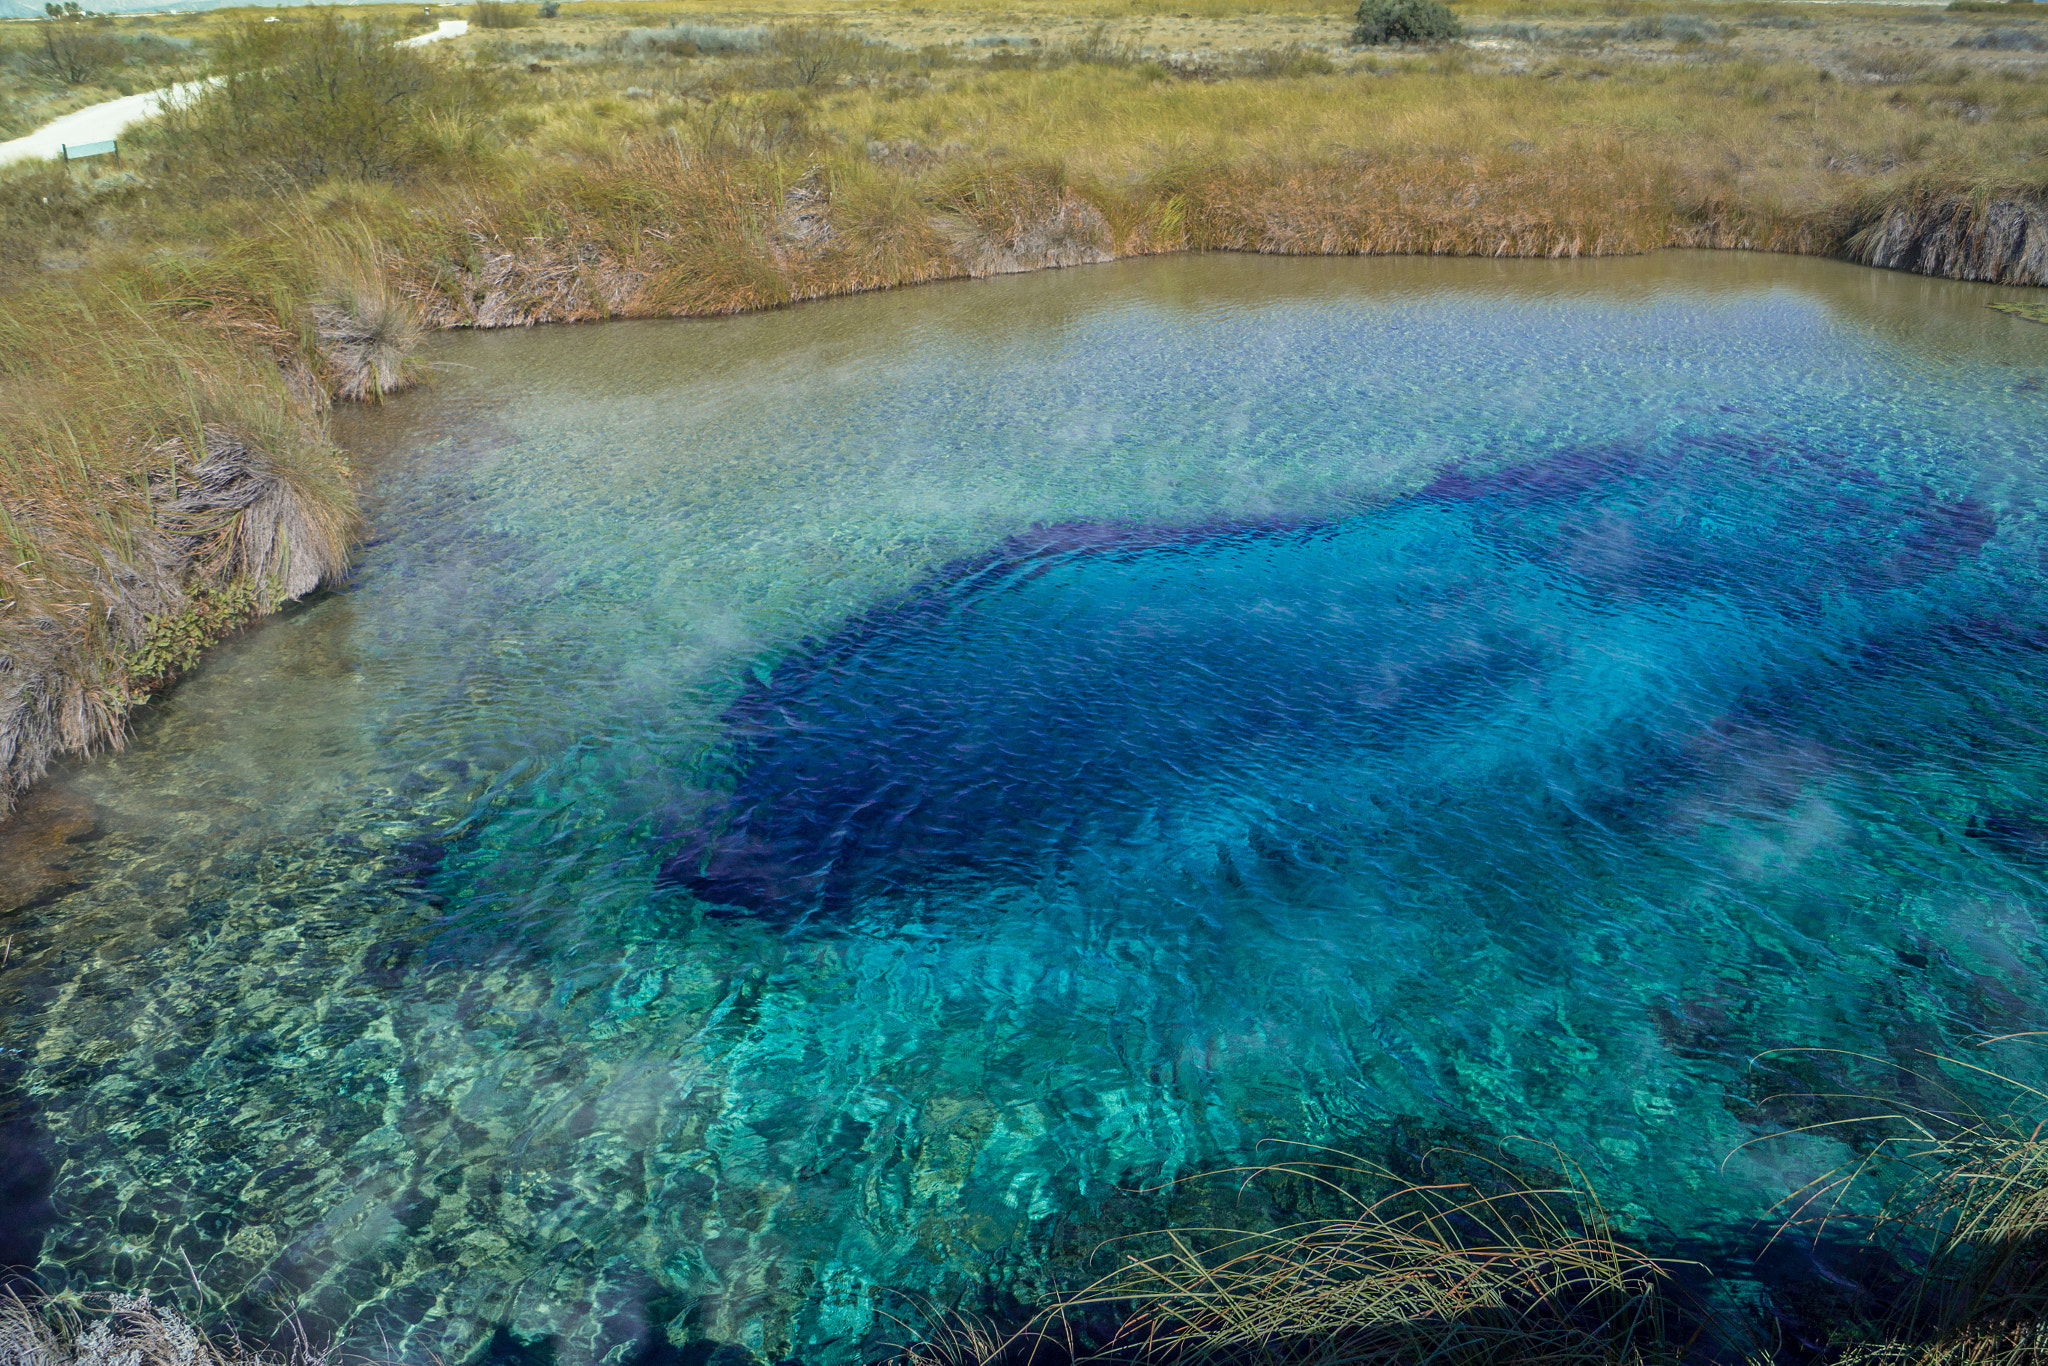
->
<box><xmin>4</xmin><ymin>252</ymin><xmax>2048</xmax><ymax>1363</ymax></box>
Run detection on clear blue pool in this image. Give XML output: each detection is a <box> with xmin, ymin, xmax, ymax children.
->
<box><xmin>4</xmin><ymin>251</ymin><xmax>2048</xmax><ymax>1364</ymax></box>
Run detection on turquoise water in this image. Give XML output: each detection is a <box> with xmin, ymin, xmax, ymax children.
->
<box><xmin>5</xmin><ymin>252</ymin><xmax>2048</xmax><ymax>1363</ymax></box>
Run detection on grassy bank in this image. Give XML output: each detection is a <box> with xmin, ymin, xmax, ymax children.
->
<box><xmin>3</xmin><ymin>0</ymin><xmax>2047</xmax><ymax>816</ymax></box>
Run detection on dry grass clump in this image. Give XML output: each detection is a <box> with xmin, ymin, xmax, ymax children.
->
<box><xmin>0</xmin><ymin>1290</ymin><xmax>315</xmax><ymax>1366</ymax></box>
<box><xmin>1847</xmin><ymin>187</ymin><xmax>2048</xmax><ymax>285</ymax></box>
<box><xmin>1753</xmin><ymin>1040</ymin><xmax>2048</xmax><ymax>1366</ymax></box>
<box><xmin>0</xmin><ymin>296</ymin><xmax>357</xmax><ymax>818</ymax></box>
<box><xmin>1010</xmin><ymin>1147</ymin><xmax>1677</xmax><ymax>1366</ymax></box>
<box><xmin>308</xmin><ymin>232</ymin><xmax>427</xmax><ymax>400</ymax></box>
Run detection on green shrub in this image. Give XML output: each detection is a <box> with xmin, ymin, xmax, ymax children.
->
<box><xmin>1352</xmin><ymin>0</ymin><xmax>1464</xmax><ymax>45</ymax></box>
<box><xmin>163</xmin><ymin>7</ymin><xmax>505</xmax><ymax>184</ymax></box>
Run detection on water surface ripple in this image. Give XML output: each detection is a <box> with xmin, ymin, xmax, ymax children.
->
<box><xmin>4</xmin><ymin>253</ymin><xmax>2048</xmax><ymax>1365</ymax></box>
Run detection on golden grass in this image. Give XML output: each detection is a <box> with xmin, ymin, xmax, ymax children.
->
<box><xmin>876</xmin><ymin>1148</ymin><xmax>1681</xmax><ymax>1366</ymax></box>
<box><xmin>1065</xmin><ymin>1147</ymin><xmax>1675</xmax><ymax>1366</ymax></box>
<box><xmin>307</xmin><ymin>50</ymin><xmax>2045</xmax><ymax>330</ymax></box>
<box><xmin>0</xmin><ymin>271</ymin><xmax>357</xmax><ymax>817</ymax></box>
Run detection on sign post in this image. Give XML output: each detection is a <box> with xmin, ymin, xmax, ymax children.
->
<box><xmin>60</xmin><ymin>138</ymin><xmax>118</xmax><ymax>164</ymax></box>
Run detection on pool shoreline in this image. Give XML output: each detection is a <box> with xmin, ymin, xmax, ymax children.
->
<box><xmin>5</xmin><ymin>220</ymin><xmax>2047</xmax><ymax>838</ymax></box>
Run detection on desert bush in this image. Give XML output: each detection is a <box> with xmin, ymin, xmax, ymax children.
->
<box><xmin>471</xmin><ymin>1</ymin><xmax>527</xmax><ymax>30</ymax></box>
<box><xmin>164</xmin><ymin>8</ymin><xmax>505</xmax><ymax>184</ymax></box>
<box><xmin>622</xmin><ymin>23</ymin><xmax>764</xmax><ymax>58</ymax></box>
<box><xmin>673</xmin><ymin>21</ymin><xmax>765</xmax><ymax>52</ymax></box>
<box><xmin>1353</xmin><ymin>0</ymin><xmax>1464</xmax><ymax>46</ymax></box>
<box><xmin>1619</xmin><ymin>14</ymin><xmax>1724</xmax><ymax>41</ymax></box>
<box><xmin>767</xmin><ymin>21</ymin><xmax>873</xmax><ymax>86</ymax></box>
<box><xmin>34</xmin><ymin>3</ymin><xmax>120</xmax><ymax>85</ymax></box>
<box><xmin>0</xmin><ymin>161</ymin><xmax>100</xmax><ymax>267</ymax></box>
<box><xmin>1742</xmin><ymin>10</ymin><xmax>1817</xmax><ymax>28</ymax></box>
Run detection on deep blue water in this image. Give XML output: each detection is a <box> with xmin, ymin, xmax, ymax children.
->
<box><xmin>5</xmin><ymin>253</ymin><xmax>2048</xmax><ymax>1366</ymax></box>
<box><xmin>662</xmin><ymin>438</ymin><xmax>2014</xmax><ymax>932</ymax></box>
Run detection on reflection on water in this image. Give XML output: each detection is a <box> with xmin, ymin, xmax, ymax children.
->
<box><xmin>5</xmin><ymin>252</ymin><xmax>2048</xmax><ymax>1364</ymax></box>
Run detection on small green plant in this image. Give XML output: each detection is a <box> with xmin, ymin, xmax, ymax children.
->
<box><xmin>122</xmin><ymin>580</ymin><xmax>275</xmax><ymax>694</ymax></box>
<box><xmin>536</xmin><ymin>0</ymin><xmax>559</xmax><ymax>16</ymax></box>
<box><xmin>1353</xmin><ymin>0</ymin><xmax>1464</xmax><ymax>45</ymax></box>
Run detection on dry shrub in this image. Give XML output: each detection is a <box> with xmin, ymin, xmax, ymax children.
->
<box><xmin>33</xmin><ymin>9</ymin><xmax>122</xmax><ymax>86</ymax></box>
<box><xmin>766</xmin><ymin>21</ymin><xmax>877</xmax><ymax>87</ymax></box>
<box><xmin>164</xmin><ymin>9</ymin><xmax>506</xmax><ymax>186</ymax></box>
<box><xmin>470</xmin><ymin>0</ymin><xmax>527</xmax><ymax>30</ymax></box>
